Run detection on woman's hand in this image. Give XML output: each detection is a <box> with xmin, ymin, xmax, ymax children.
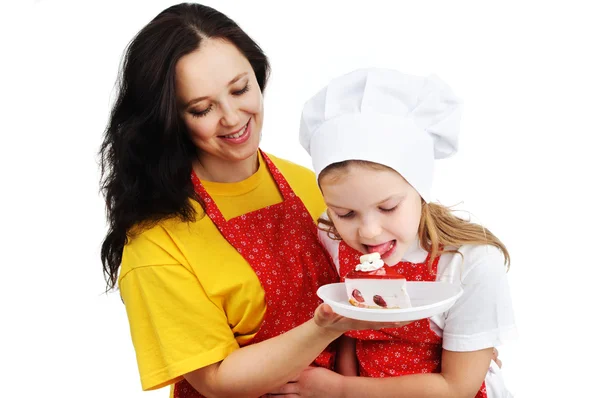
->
<box><xmin>265</xmin><ymin>366</ymin><xmax>344</xmax><ymax>398</ymax></box>
<box><xmin>313</xmin><ymin>303</ymin><xmax>412</xmax><ymax>333</ymax></box>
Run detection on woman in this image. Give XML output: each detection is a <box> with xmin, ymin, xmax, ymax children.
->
<box><xmin>99</xmin><ymin>3</ymin><xmax>402</xmax><ymax>397</ymax></box>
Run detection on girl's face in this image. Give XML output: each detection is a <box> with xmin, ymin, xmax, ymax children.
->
<box><xmin>176</xmin><ymin>38</ymin><xmax>263</xmax><ymax>165</ymax></box>
<box><xmin>320</xmin><ymin>165</ymin><xmax>423</xmax><ymax>266</ymax></box>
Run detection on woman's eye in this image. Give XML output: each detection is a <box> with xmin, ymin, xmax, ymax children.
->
<box><xmin>232</xmin><ymin>84</ymin><xmax>250</xmax><ymax>96</ymax></box>
<box><xmin>191</xmin><ymin>105</ymin><xmax>212</xmax><ymax>118</ymax></box>
<box><xmin>337</xmin><ymin>211</ymin><xmax>354</xmax><ymax>219</ymax></box>
<box><xmin>380</xmin><ymin>205</ymin><xmax>398</xmax><ymax>213</ymax></box>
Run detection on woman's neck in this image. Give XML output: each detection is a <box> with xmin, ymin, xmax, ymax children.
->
<box><xmin>194</xmin><ymin>151</ymin><xmax>260</xmax><ymax>183</ymax></box>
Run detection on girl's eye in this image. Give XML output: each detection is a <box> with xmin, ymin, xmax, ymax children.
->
<box><xmin>337</xmin><ymin>211</ymin><xmax>354</xmax><ymax>219</ymax></box>
<box><xmin>191</xmin><ymin>105</ymin><xmax>212</xmax><ymax>118</ymax></box>
<box><xmin>232</xmin><ymin>84</ymin><xmax>250</xmax><ymax>96</ymax></box>
<box><xmin>380</xmin><ymin>205</ymin><xmax>398</xmax><ymax>213</ymax></box>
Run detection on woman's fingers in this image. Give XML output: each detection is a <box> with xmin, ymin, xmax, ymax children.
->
<box><xmin>347</xmin><ymin>319</ymin><xmax>414</xmax><ymax>331</ymax></box>
<box><xmin>372</xmin><ymin>321</ymin><xmax>412</xmax><ymax>329</ymax></box>
<box><xmin>315</xmin><ymin>304</ymin><xmax>417</xmax><ymax>331</ymax></box>
<box><xmin>265</xmin><ymin>381</ymin><xmax>300</xmax><ymax>395</ymax></box>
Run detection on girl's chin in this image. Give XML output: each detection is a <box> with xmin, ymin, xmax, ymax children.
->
<box><xmin>382</xmin><ymin>247</ymin><xmax>406</xmax><ymax>266</ymax></box>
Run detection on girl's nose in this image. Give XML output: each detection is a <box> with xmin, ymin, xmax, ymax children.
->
<box><xmin>358</xmin><ymin>218</ymin><xmax>382</xmax><ymax>240</ymax></box>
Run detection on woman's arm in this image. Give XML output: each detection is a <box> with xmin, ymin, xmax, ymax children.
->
<box><xmin>184</xmin><ymin>304</ymin><xmax>409</xmax><ymax>398</ymax></box>
<box><xmin>185</xmin><ymin>318</ymin><xmax>338</xmax><ymax>398</ymax></box>
<box><xmin>335</xmin><ymin>335</ymin><xmax>358</xmax><ymax>376</ymax></box>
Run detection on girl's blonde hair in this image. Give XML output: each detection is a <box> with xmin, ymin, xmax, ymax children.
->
<box><xmin>318</xmin><ymin>160</ymin><xmax>510</xmax><ymax>272</ymax></box>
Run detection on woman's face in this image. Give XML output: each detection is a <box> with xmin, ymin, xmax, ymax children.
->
<box><xmin>176</xmin><ymin>38</ymin><xmax>264</xmax><ymax>165</ymax></box>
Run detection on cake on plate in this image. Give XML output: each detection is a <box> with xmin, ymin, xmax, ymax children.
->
<box><xmin>344</xmin><ymin>252</ymin><xmax>412</xmax><ymax>309</ymax></box>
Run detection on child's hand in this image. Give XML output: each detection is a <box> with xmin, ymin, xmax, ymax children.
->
<box><xmin>313</xmin><ymin>303</ymin><xmax>413</xmax><ymax>333</ymax></box>
<box><xmin>492</xmin><ymin>347</ymin><xmax>503</xmax><ymax>368</ymax></box>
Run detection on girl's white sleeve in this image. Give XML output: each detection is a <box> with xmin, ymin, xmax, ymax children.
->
<box><xmin>442</xmin><ymin>244</ymin><xmax>518</xmax><ymax>352</ymax></box>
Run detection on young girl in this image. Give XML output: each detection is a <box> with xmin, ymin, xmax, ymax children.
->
<box><xmin>290</xmin><ymin>68</ymin><xmax>517</xmax><ymax>397</ymax></box>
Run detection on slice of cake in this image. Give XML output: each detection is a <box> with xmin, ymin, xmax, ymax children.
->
<box><xmin>344</xmin><ymin>252</ymin><xmax>412</xmax><ymax>309</ymax></box>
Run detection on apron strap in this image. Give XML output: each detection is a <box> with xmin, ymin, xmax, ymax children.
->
<box><xmin>191</xmin><ymin>171</ymin><xmax>228</xmax><ymax>228</ymax></box>
<box><xmin>259</xmin><ymin>150</ymin><xmax>297</xmax><ymax>201</ymax></box>
<box><xmin>191</xmin><ymin>150</ymin><xmax>297</xmax><ymax>229</ymax></box>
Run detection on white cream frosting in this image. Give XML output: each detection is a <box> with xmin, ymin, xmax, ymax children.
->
<box><xmin>355</xmin><ymin>252</ymin><xmax>385</xmax><ymax>271</ymax></box>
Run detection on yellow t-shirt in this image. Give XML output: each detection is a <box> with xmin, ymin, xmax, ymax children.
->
<box><xmin>119</xmin><ymin>153</ymin><xmax>326</xmax><ymax>392</ymax></box>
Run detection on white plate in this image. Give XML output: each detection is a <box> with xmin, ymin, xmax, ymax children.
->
<box><xmin>317</xmin><ymin>282</ymin><xmax>463</xmax><ymax>322</ymax></box>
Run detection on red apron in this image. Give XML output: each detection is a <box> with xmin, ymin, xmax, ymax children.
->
<box><xmin>339</xmin><ymin>241</ymin><xmax>487</xmax><ymax>397</ymax></box>
<box><xmin>173</xmin><ymin>151</ymin><xmax>339</xmax><ymax>398</ymax></box>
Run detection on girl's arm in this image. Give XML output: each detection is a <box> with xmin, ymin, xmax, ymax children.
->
<box><xmin>335</xmin><ymin>335</ymin><xmax>358</xmax><ymax>376</ymax></box>
<box><xmin>184</xmin><ymin>304</ymin><xmax>409</xmax><ymax>398</ymax></box>
<box><xmin>338</xmin><ymin>348</ymin><xmax>493</xmax><ymax>398</ymax></box>
<box><xmin>272</xmin><ymin>347</ymin><xmax>493</xmax><ymax>398</ymax></box>
<box><xmin>330</xmin><ymin>246</ymin><xmax>514</xmax><ymax>397</ymax></box>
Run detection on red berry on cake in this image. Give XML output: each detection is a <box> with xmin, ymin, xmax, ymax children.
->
<box><xmin>373</xmin><ymin>295</ymin><xmax>387</xmax><ymax>308</ymax></box>
<box><xmin>352</xmin><ymin>289</ymin><xmax>365</xmax><ymax>303</ymax></box>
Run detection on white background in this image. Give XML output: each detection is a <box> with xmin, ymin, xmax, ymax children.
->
<box><xmin>2</xmin><ymin>0</ymin><xmax>598</xmax><ymax>396</ymax></box>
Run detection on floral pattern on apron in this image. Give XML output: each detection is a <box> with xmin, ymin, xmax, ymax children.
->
<box><xmin>339</xmin><ymin>241</ymin><xmax>487</xmax><ymax>397</ymax></box>
<box><xmin>173</xmin><ymin>151</ymin><xmax>339</xmax><ymax>398</ymax></box>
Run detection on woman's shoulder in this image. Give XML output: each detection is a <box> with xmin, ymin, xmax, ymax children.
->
<box><xmin>126</xmin><ymin>200</ymin><xmax>206</xmax><ymax>238</ymax></box>
<box><xmin>121</xmin><ymin>204</ymin><xmax>211</xmax><ymax>272</ymax></box>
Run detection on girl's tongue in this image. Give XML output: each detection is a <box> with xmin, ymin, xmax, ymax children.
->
<box><xmin>367</xmin><ymin>241</ymin><xmax>394</xmax><ymax>255</ymax></box>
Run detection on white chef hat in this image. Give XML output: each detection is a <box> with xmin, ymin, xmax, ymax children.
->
<box><xmin>299</xmin><ymin>68</ymin><xmax>462</xmax><ymax>203</ymax></box>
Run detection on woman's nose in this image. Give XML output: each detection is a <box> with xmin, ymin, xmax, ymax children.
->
<box><xmin>220</xmin><ymin>102</ymin><xmax>240</xmax><ymax>127</ymax></box>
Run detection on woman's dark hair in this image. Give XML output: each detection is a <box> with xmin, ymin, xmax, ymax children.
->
<box><xmin>99</xmin><ymin>2</ymin><xmax>271</xmax><ymax>291</ymax></box>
